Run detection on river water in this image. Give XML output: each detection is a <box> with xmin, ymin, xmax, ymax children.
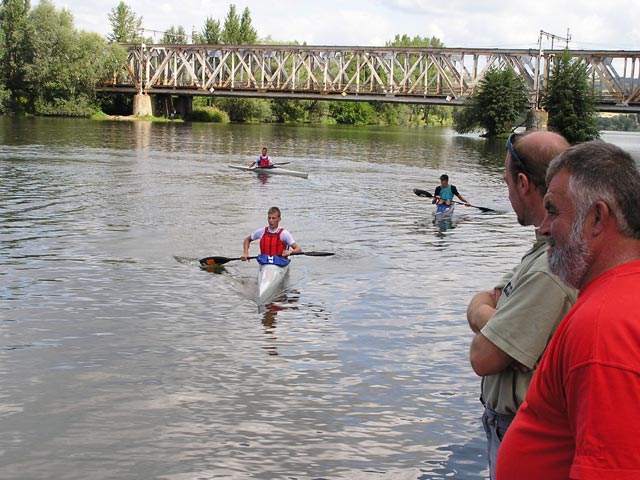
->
<box><xmin>1</xmin><ymin>117</ymin><xmax>638</xmax><ymax>480</ymax></box>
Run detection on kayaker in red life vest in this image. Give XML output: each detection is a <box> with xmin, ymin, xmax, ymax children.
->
<box><xmin>241</xmin><ymin>206</ymin><xmax>302</xmax><ymax>261</ymax></box>
<box><xmin>248</xmin><ymin>147</ymin><xmax>273</xmax><ymax>169</ymax></box>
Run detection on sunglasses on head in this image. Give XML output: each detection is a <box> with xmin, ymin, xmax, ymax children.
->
<box><xmin>506</xmin><ymin>132</ymin><xmax>529</xmax><ymax>176</ymax></box>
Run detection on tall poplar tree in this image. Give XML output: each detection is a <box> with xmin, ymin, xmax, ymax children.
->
<box><xmin>221</xmin><ymin>4</ymin><xmax>240</xmax><ymax>44</ymax></box>
<box><xmin>194</xmin><ymin>16</ymin><xmax>221</xmax><ymax>44</ymax></box>
<box><xmin>238</xmin><ymin>6</ymin><xmax>257</xmax><ymax>44</ymax></box>
<box><xmin>108</xmin><ymin>1</ymin><xmax>142</xmax><ymax>43</ymax></box>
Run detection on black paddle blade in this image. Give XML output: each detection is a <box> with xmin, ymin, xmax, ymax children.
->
<box><xmin>413</xmin><ymin>188</ymin><xmax>433</xmax><ymax>198</ymax></box>
<box><xmin>199</xmin><ymin>256</ymin><xmax>235</xmax><ymax>266</ymax></box>
<box><xmin>475</xmin><ymin>205</ymin><xmax>496</xmax><ymax>213</ymax></box>
<box><xmin>300</xmin><ymin>251</ymin><xmax>335</xmax><ymax>257</ymax></box>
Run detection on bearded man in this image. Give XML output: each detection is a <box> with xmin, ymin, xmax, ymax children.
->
<box><xmin>496</xmin><ymin>141</ymin><xmax>640</xmax><ymax>479</ymax></box>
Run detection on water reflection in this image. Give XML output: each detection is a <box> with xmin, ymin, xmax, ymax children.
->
<box><xmin>259</xmin><ymin>291</ymin><xmax>302</xmax><ymax>356</ymax></box>
<box><xmin>435</xmin><ymin>217</ymin><xmax>456</xmax><ymax>235</ymax></box>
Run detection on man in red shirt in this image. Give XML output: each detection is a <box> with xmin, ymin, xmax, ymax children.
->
<box><xmin>496</xmin><ymin>141</ymin><xmax>640</xmax><ymax>479</ymax></box>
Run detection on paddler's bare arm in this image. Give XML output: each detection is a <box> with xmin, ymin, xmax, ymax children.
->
<box><xmin>282</xmin><ymin>242</ymin><xmax>301</xmax><ymax>257</ymax></box>
<box><xmin>241</xmin><ymin>235</ymin><xmax>252</xmax><ymax>261</ymax></box>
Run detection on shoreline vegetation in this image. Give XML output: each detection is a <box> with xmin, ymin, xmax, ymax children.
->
<box><xmin>86</xmin><ymin>108</ymin><xmax>640</xmax><ymax>134</ymax></box>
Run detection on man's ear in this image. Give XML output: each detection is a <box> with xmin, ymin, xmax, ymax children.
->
<box><xmin>517</xmin><ymin>172</ymin><xmax>530</xmax><ymax>192</ymax></box>
<box><xmin>591</xmin><ymin>201</ymin><xmax>610</xmax><ymax>236</ymax></box>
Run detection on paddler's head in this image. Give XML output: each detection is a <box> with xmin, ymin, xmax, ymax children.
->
<box><xmin>267</xmin><ymin>206</ymin><xmax>281</xmax><ymax>230</ymax></box>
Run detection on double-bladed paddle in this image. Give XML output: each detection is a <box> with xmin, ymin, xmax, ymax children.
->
<box><xmin>413</xmin><ymin>188</ymin><xmax>496</xmax><ymax>213</ymax></box>
<box><xmin>199</xmin><ymin>251</ymin><xmax>334</xmax><ymax>267</ymax></box>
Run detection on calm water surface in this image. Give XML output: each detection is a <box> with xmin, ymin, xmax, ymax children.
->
<box><xmin>1</xmin><ymin>117</ymin><xmax>638</xmax><ymax>479</ymax></box>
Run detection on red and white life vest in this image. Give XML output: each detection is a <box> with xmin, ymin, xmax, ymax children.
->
<box><xmin>260</xmin><ymin>227</ymin><xmax>285</xmax><ymax>255</ymax></box>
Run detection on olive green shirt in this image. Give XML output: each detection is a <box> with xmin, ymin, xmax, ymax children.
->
<box><xmin>480</xmin><ymin>232</ymin><xmax>577</xmax><ymax>415</ymax></box>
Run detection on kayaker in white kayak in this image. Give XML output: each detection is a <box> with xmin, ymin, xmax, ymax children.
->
<box><xmin>432</xmin><ymin>174</ymin><xmax>470</xmax><ymax>207</ymax></box>
<box><xmin>248</xmin><ymin>147</ymin><xmax>274</xmax><ymax>169</ymax></box>
<box><xmin>241</xmin><ymin>206</ymin><xmax>302</xmax><ymax>262</ymax></box>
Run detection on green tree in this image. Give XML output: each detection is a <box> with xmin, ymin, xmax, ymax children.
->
<box><xmin>221</xmin><ymin>4</ymin><xmax>240</xmax><ymax>44</ymax></box>
<box><xmin>214</xmin><ymin>97</ymin><xmax>271</xmax><ymax>122</ymax></box>
<box><xmin>453</xmin><ymin>67</ymin><xmax>529</xmax><ymax>136</ymax></box>
<box><xmin>542</xmin><ymin>50</ymin><xmax>599</xmax><ymax>143</ymax></box>
<box><xmin>27</xmin><ymin>0</ymin><xmax>126</xmax><ymax>116</ymax></box>
<box><xmin>329</xmin><ymin>101</ymin><xmax>376</xmax><ymax>125</ymax></box>
<box><xmin>194</xmin><ymin>16</ymin><xmax>221</xmax><ymax>44</ymax></box>
<box><xmin>162</xmin><ymin>25</ymin><xmax>186</xmax><ymax>44</ymax></box>
<box><xmin>0</xmin><ymin>84</ymin><xmax>10</xmax><ymax>113</ymax></box>
<box><xmin>0</xmin><ymin>0</ymin><xmax>32</xmax><ymax>112</ymax></box>
<box><xmin>270</xmin><ymin>99</ymin><xmax>310</xmax><ymax>123</ymax></box>
<box><xmin>238</xmin><ymin>6</ymin><xmax>257</xmax><ymax>44</ymax></box>
<box><xmin>107</xmin><ymin>1</ymin><xmax>142</xmax><ymax>43</ymax></box>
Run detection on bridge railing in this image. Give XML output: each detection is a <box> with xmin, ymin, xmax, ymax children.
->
<box><xmin>102</xmin><ymin>44</ymin><xmax>640</xmax><ymax>111</ymax></box>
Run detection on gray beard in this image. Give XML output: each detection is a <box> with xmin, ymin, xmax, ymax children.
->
<box><xmin>548</xmin><ymin>217</ymin><xmax>590</xmax><ymax>289</ymax></box>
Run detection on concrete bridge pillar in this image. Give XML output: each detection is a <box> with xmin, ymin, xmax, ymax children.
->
<box><xmin>525</xmin><ymin>109</ymin><xmax>548</xmax><ymax>131</ymax></box>
<box><xmin>133</xmin><ymin>94</ymin><xmax>153</xmax><ymax>117</ymax></box>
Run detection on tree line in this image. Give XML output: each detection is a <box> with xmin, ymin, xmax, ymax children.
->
<box><xmin>1</xmin><ymin>0</ymin><xmax>600</xmax><ymax>141</ymax></box>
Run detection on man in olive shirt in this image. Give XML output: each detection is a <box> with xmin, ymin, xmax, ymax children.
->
<box><xmin>466</xmin><ymin>131</ymin><xmax>577</xmax><ymax>480</ymax></box>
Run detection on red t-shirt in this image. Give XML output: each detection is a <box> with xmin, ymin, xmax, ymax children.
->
<box><xmin>496</xmin><ymin>260</ymin><xmax>640</xmax><ymax>480</ymax></box>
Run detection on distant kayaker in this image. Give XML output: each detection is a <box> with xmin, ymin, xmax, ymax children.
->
<box><xmin>241</xmin><ymin>206</ymin><xmax>302</xmax><ymax>262</ymax></box>
<box><xmin>432</xmin><ymin>174</ymin><xmax>470</xmax><ymax>206</ymax></box>
<box><xmin>248</xmin><ymin>147</ymin><xmax>273</xmax><ymax>169</ymax></box>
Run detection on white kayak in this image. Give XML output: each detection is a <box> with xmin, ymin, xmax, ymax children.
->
<box><xmin>257</xmin><ymin>263</ymin><xmax>290</xmax><ymax>304</ymax></box>
<box><xmin>228</xmin><ymin>164</ymin><xmax>308</xmax><ymax>179</ymax></box>
<box><xmin>434</xmin><ymin>203</ymin><xmax>455</xmax><ymax>220</ymax></box>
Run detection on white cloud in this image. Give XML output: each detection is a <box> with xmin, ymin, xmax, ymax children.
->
<box><xmin>49</xmin><ymin>0</ymin><xmax>639</xmax><ymax>50</ymax></box>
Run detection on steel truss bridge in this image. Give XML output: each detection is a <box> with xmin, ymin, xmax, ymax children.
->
<box><xmin>100</xmin><ymin>44</ymin><xmax>640</xmax><ymax>112</ymax></box>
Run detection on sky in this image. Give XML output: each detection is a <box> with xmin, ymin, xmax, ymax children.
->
<box><xmin>53</xmin><ymin>0</ymin><xmax>639</xmax><ymax>51</ymax></box>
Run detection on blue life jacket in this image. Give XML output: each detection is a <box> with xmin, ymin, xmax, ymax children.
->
<box><xmin>439</xmin><ymin>185</ymin><xmax>454</xmax><ymax>201</ymax></box>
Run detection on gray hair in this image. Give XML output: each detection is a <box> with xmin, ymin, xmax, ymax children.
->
<box><xmin>546</xmin><ymin>140</ymin><xmax>640</xmax><ymax>238</ymax></box>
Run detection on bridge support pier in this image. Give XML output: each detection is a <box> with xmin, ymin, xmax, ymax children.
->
<box><xmin>133</xmin><ymin>94</ymin><xmax>153</xmax><ymax>117</ymax></box>
<box><xmin>525</xmin><ymin>109</ymin><xmax>548</xmax><ymax>131</ymax></box>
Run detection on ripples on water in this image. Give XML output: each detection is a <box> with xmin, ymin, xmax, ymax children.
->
<box><xmin>1</xmin><ymin>118</ymin><xmax>637</xmax><ymax>479</ymax></box>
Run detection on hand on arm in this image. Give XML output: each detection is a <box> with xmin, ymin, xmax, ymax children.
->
<box><xmin>282</xmin><ymin>242</ymin><xmax>301</xmax><ymax>257</ymax></box>
<box><xmin>457</xmin><ymin>194</ymin><xmax>470</xmax><ymax>206</ymax></box>
<box><xmin>467</xmin><ymin>288</ymin><xmax>501</xmax><ymax>333</ymax></box>
<box><xmin>467</xmin><ymin>287</ymin><xmax>514</xmax><ymax>377</ymax></box>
